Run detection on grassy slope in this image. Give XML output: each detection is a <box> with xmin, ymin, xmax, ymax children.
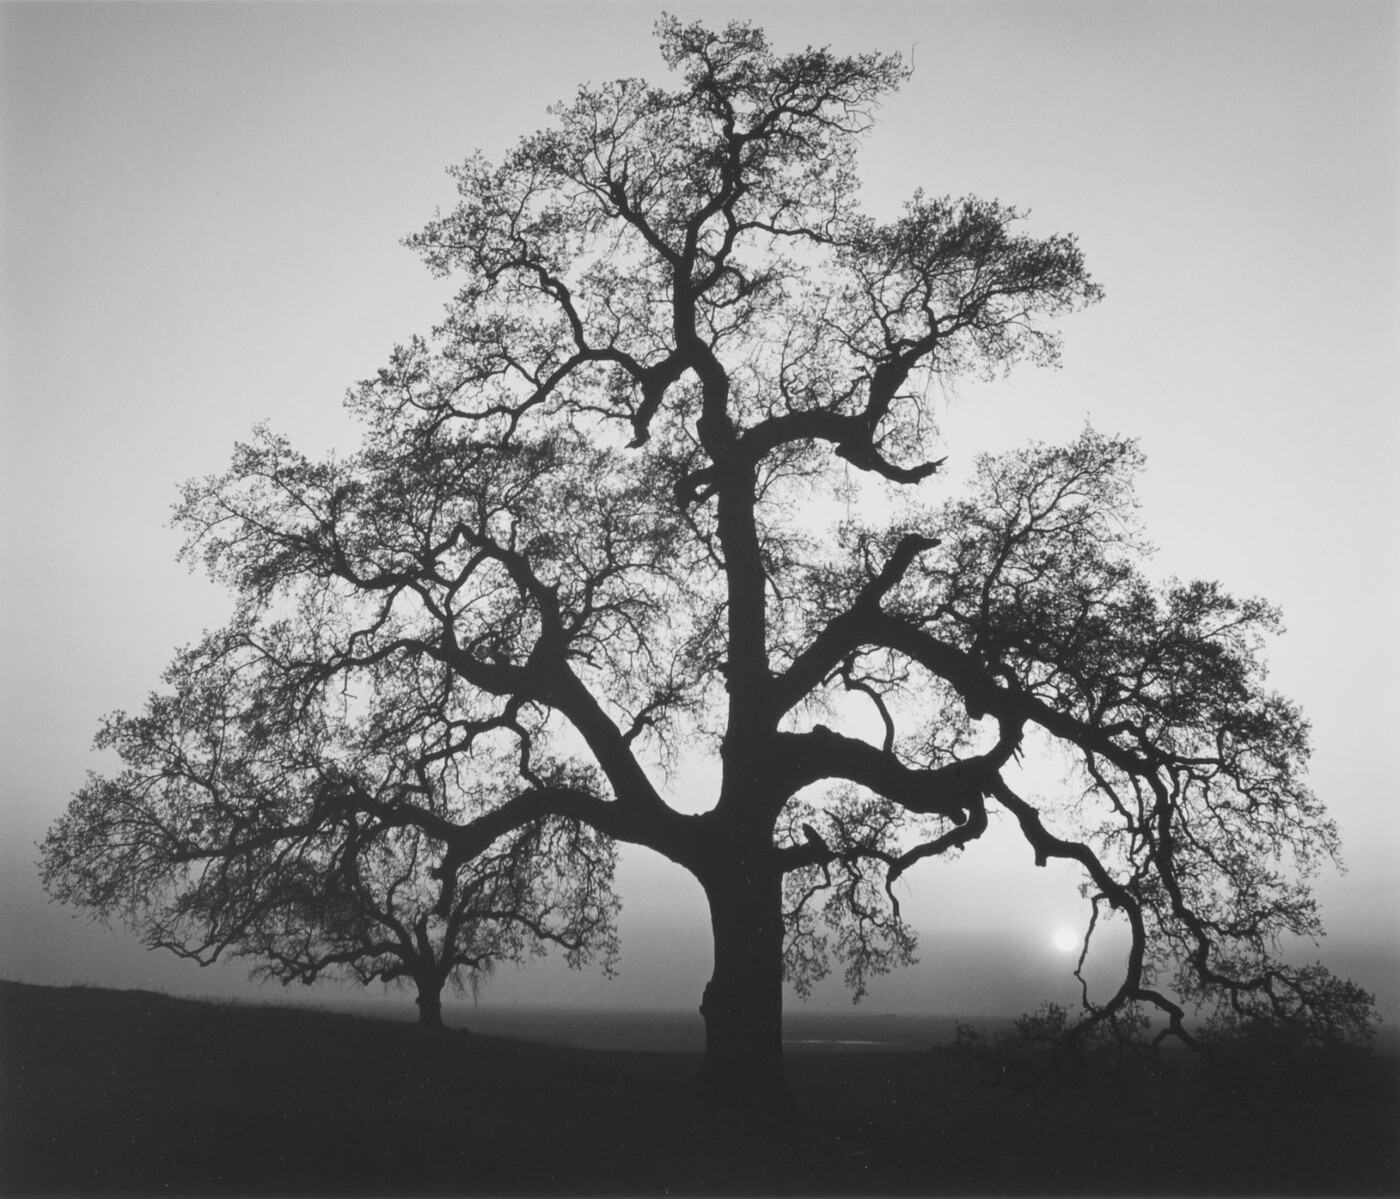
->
<box><xmin>1</xmin><ymin>980</ymin><xmax>1395</xmax><ymax>1196</ymax></box>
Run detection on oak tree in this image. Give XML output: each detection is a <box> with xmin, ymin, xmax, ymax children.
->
<box><xmin>43</xmin><ymin>18</ymin><xmax>1372</xmax><ymax>1105</ymax></box>
<box><xmin>41</xmin><ymin>633</ymin><xmax>619</xmax><ymax>1027</ymax></box>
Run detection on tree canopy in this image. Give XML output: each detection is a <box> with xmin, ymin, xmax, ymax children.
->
<box><xmin>41</xmin><ymin>16</ymin><xmax>1372</xmax><ymax>1104</ymax></box>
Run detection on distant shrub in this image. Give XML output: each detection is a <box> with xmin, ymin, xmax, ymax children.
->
<box><xmin>951</xmin><ymin>1001</ymin><xmax>1155</xmax><ymax>1093</ymax></box>
<box><xmin>1195</xmin><ymin>1006</ymin><xmax>1377</xmax><ymax>1104</ymax></box>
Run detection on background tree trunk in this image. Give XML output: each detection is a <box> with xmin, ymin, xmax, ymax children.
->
<box><xmin>696</xmin><ymin>855</ymin><xmax>789</xmax><ymax>1109</ymax></box>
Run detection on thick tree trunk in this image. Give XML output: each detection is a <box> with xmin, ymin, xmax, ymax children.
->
<box><xmin>414</xmin><ymin>978</ymin><xmax>445</xmax><ymax>1028</ymax></box>
<box><xmin>696</xmin><ymin>858</ymin><xmax>790</xmax><ymax>1109</ymax></box>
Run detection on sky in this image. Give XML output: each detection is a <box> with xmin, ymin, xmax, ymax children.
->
<box><xmin>2</xmin><ymin>1</ymin><xmax>1396</xmax><ymax>1023</ymax></box>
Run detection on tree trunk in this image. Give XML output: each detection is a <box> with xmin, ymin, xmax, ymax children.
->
<box><xmin>414</xmin><ymin>977</ymin><xmax>445</xmax><ymax>1028</ymax></box>
<box><xmin>696</xmin><ymin>856</ymin><xmax>790</xmax><ymax>1109</ymax></box>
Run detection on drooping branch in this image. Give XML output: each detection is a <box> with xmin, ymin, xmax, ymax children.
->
<box><xmin>985</xmin><ymin>775</ymin><xmax>1198</xmax><ymax>1049</ymax></box>
<box><xmin>883</xmin><ymin>792</ymin><xmax>989</xmax><ymax>890</ymax></box>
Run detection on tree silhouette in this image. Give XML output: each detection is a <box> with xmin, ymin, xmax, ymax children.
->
<box><xmin>40</xmin><ymin>637</ymin><xmax>619</xmax><ymax>1026</ymax></box>
<box><xmin>42</xmin><ymin>17</ymin><xmax>1372</xmax><ymax>1104</ymax></box>
<box><xmin>237</xmin><ymin>818</ymin><xmax>618</xmax><ymax>1028</ymax></box>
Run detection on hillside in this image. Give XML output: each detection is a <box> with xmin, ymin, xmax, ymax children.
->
<box><xmin>2</xmin><ymin>980</ymin><xmax>1395</xmax><ymax>1195</ymax></box>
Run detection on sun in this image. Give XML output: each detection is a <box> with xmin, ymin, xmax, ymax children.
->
<box><xmin>1052</xmin><ymin>926</ymin><xmax>1080</xmax><ymax>953</ymax></box>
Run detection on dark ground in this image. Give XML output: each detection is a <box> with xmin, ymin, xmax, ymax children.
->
<box><xmin>1</xmin><ymin>980</ymin><xmax>1396</xmax><ymax>1196</ymax></box>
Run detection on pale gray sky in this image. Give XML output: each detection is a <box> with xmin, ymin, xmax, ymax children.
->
<box><xmin>3</xmin><ymin>1</ymin><xmax>1396</xmax><ymax>1019</ymax></box>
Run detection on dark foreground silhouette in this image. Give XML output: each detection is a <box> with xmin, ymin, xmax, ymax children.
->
<box><xmin>2</xmin><ymin>981</ymin><xmax>1396</xmax><ymax>1196</ymax></box>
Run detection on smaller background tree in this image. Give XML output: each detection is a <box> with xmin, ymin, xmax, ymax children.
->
<box><xmin>39</xmin><ymin>633</ymin><xmax>619</xmax><ymax>1026</ymax></box>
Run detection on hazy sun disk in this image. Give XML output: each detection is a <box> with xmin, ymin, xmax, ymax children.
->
<box><xmin>1052</xmin><ymin>927</ymin><xmax>1080</xmax><ymax>953</ymax></box>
